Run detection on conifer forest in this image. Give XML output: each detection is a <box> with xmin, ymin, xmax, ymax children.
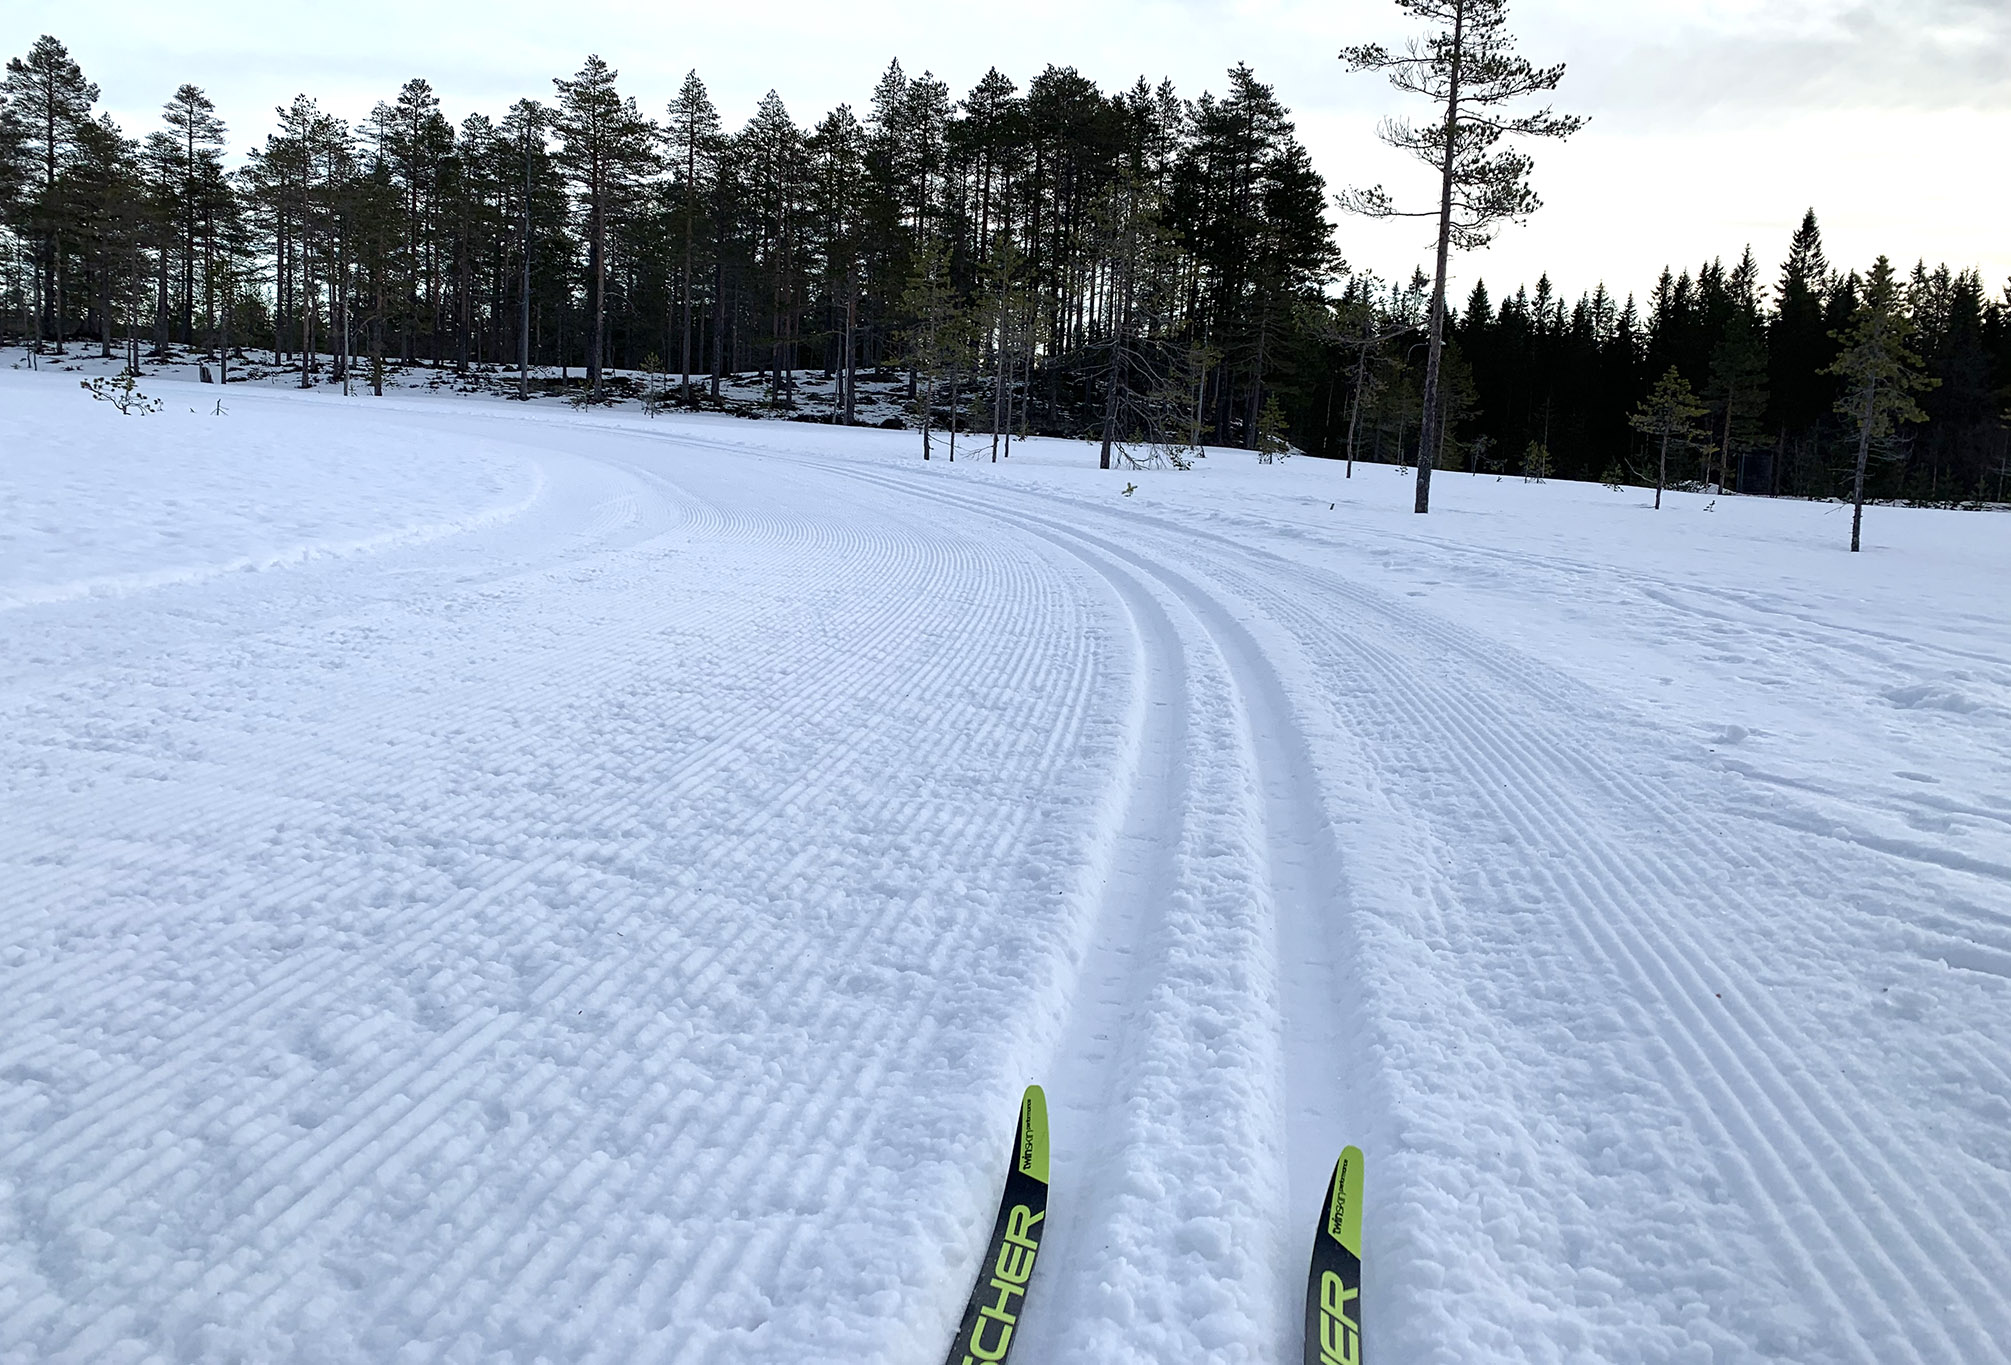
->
<box><xmin>4</xmin><ymin>32</ymin><xmax>2008</xmax><ymax>502</ymax></box>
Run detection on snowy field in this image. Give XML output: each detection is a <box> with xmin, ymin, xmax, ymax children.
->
<box><xmin>0</xmin><ymin>343</ymin><xmax>925</xmax><ymax>429</ymax></box>
<box><xmin>3</xmin><ymin>365</ymin><xmax>2009</xmax><ymax>1363</ymax></box>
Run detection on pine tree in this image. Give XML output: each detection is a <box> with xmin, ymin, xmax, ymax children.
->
<box><xmin>156</xmin><ymin>85</ymin><xmax>225</xmax><ymax>344</ymax></box>
<box><xmin>3</xmin><ymin>34</ymin><xmax>98</xmax><ymax>349</ymax></box>
<box><xmin>67</xmin><ymin>112</ymin><xmax>146</xmax><ymax>361</ymax></box>
<box><xmin>900</xmin><ymin>237</ymin><xmax>958</xmax><ymax>459</ymax></box>
<box><xmin>1340</xmin><ymin>0</ymin><xmax>1583</xmax><ymax>513</ymax></box>
<box><xmin>1630</xmin><ymin>366</ymin><xmax>1709</xmax><ymax>509</ymax></box>
<box><xmin>665</xmin><ymin>72</ymin><xmax>719</xmax><ymax>400</ymax></box>
<box><xmin>808</xmin><ymin>103</ymin><xmax>866</xmax><ymax>423</ymax></box>
<box><xmin>499</xmin><ymin>99</ymin><xmax>545</xmax><ymax>399</ymax></box>
<box><xmin>740</xmin><ymin>91</ymin><xmax>809</xmax><ymax>405</ymax></box>
<box><xmin>1827</xmin><ymin>256</ymin><xmax>1937</xmax><ymax>551</ymax></box>
<box><xmin>552</xmin><ymin>55</ymin><xmax>656</xmax><ymax>397</ymax></box>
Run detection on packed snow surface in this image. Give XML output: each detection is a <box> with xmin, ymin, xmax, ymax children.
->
<box><xmin>3</xmin><ymin>367</ymin><xmax>2009</xmax><ymax>1364</ymax></box>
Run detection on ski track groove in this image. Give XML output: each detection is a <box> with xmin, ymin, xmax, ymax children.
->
<box><xmin>8</xmin><ymin>404</ymin><xmax>2006</xmax><ymax>1362</ymax></box>
<box><xmin>1127</xmin><ymin>501</ymin><xmax>2009</xmax><ymax>1362</ymax></box>
<box><xmin>817</xmin><ymin>459</ymin><xmax>2008</xmax><ymax>1364</ymax></box>
<box><xmin>825</xmin><ymin>463</ymin><xmax>1357</xmax><ymax>1364</ymax></box>
<box><xmin>1141</xmin><ymin>490</ymin><xmax>2009</xmax><ymax>1362</ymax></box>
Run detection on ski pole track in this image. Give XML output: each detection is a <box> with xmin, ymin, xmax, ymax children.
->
<box><xmin>3</xmin><ymin>443</ymin><xmax>1137</xmax><ymax>1358</ymax></box>
<box><xmin>814</xmin><ymin>458</ymin><xmax>2010</xmax><ymax>1363</ymax></box>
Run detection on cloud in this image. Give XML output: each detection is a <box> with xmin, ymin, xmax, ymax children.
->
<box><xmin>1559</xmin><ymin>0</ymin><xmax>2011</xmax><ymax>117</ymax></box>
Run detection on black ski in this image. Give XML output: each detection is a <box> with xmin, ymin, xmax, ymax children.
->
<box><xmin>1305</xmin><ymin>1145</ymin><xmax>1365</xmax><ymax>1365</ymax></box>
<box><xmin>942</xmin><ymin>1085</ymin><xmax>1049</xmax><ymax>1365</ymax></box>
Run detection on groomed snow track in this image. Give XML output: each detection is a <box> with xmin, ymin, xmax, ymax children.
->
<box><xmin>2</xmin><ymin>384</ymin><xmax>2007</xmax><ymax>1364</ymax></box>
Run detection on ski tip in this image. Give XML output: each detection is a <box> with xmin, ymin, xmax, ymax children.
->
<box><xmin>1016</xmin><ymin>1085</ymin><xmax>1049</xmax><ymax>1185</ymax></box>
<box><xmin>1325</xmin><ymin>1146</ymin><xmax>1365</xmax><ymax>1259</ymax></box>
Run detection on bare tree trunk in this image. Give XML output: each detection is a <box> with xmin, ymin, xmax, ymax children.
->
<box><xmin>299</xmin><ymin>270</ymin><xmax>313</xmax><ymax>389</ymax></box>
<box><xmin>1346</xmin><ymin>343</ymin><xmax>1370</xmax><ymax>478</ymax></box>
<box><xmin>680</xmin><ymin>239</ymin><xmax>692</xmax><ymax>400</ymax></box>
<box><xmin>843</xmin><ymin>278</ymin><xmax>857</xmax><ymax>425</ymax></box>
<box><xmin>52</xmin><ymin>230</ymin><xmax>66</xmax><ymax>353</ymax></box>
<box><xmin>587</xmin><ymin>198</ymin><xmax>605</xmax><ymax>396</ymax></box>
<box><xmin>709</xmin><ymin>261</ymin><xmax>724</xmax><ymax>400</ymax></box>
<box><xmin>1099</xmin><ymin>332</ymin><xmax>1124</xmax><ymax>470</ymax></box>
<box><xmin>991</xmin><ymin>310</ymin><xmax>1005</xmax><ymax>462</ymax></box>
<box><xmin>1850</xmin><ymin>380</ymin><xmax>1878</xmax><ymax>553</ymax></box>
<box><xmin>218</xmin><ymin>267</ymin><xmax>230</xmax><ymax>386</ymax></box>
<box><xmin>1415</xmin><ymin>2</ymin><xmax>1466</xmax><ymax>514</ymax></box>
<box><xmin>339</xmin><ymin>242</ymin><xmax>351</xmax><ymax>395</ymax></box>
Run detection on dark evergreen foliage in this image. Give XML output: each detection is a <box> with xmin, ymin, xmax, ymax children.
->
<box><xmin>2</xmin><ymin>34</ymin><xmax>2008</xmax><ymax>500</ymax></box>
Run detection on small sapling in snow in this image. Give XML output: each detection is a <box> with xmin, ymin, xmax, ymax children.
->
<box><xmin>80</xmin><ymin>373</ymin><xmax>163</xmax><ymax>415</ymax></box>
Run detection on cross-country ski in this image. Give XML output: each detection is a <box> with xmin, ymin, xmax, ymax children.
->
<box><xmin>1306</xmin><ymin>1149</ymin><xmax>1365</xmax><ymax>1365</ymax></box>
<box><xmin>940</xmin><ymin>1087</ymin><xmax>1049</xmax><ymax>1365</ymax></box>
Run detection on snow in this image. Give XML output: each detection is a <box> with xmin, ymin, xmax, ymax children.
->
<box><xmin>3</xmin><ymin>363</ymin><xmax>2009</xmax><ymax>1364</ymax></box>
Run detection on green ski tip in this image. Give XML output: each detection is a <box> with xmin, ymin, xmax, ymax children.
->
<box><xmin>1016</xmin><ymin>1085</ymin><xmax>1049</xmax><ymax>1185</ymax></box>
<box><xmin>942</xmin><ymin>1086</ymin><xmax>1050</xmax><ymax>1365</ymax></box>
<box><xmin>1326</xmin><ymin>1145</ymin><xmax>1364</xmax><ymax>1259</ymax></box>
<box><xmin>1306</xmin><ymin>1146</ymin><xmax>1364</xmax><ymax>1365</ymax></box>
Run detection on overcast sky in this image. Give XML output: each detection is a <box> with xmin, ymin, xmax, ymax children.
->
<box><xmin>10</xmin><ymin>0</ymin><xmax>2007</xmax><ymax>308</ymax></box>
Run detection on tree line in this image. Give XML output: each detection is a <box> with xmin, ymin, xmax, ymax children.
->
<box><xmin>4</xmin><ymin>30</ymin><xmax>2007</xmax><ymax>499</ymax></box>
<box><xmin>0</xmin><ymin>35</ymin><xmax>1334</xmax><ymax>467</ymax></box>
<box><xmin>1419</xmin><ymin>217</ymin><xmax>2009</xmax><ymax>506</ymax></box>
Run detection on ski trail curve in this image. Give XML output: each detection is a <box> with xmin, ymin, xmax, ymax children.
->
<box><xmin>818</xmin><ymin>460</ymin><xmax>1375</xmax><ymax>1363</ymax></box>
<box><xmin>799</xmin><ymin>451</ymin><xmax>2009</xmax><ymax>1365</ymax></box>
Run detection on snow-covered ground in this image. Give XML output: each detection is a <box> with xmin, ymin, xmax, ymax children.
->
<box><xmin>5</xmin><ymin>343</ymin><xmax>927</xmax><ymax>429</ymax></box>
<box><xmin>2</xmin><ymin>366</ymin><xmax>2008</xmax><ymax>1364</ymax></box>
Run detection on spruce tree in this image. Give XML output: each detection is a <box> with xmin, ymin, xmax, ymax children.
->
<box><xmin>1768</xmin><ymin>209</ymin><xmax>1833</xmax><ymax>489</ymax></box>
<box><xmin>900</xmin><ymin>238</ymin><xmax>958</xmax><ymax>459</ymax></box>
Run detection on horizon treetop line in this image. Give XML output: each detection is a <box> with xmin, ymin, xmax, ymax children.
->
<box><xmin>4</xmin><ymin>23</ymin><xmax>2006</xmax><ymax>500</ymax></box>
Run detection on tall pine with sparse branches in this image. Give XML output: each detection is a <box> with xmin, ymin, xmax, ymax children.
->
<box><xmin>1340</xmin><ymin>0</ymin><xmax>1582</xmax><ymax>513</ymax></box>
<box><xmin>552</xmin><ymin>55</ymin><xmax>656</xmax><ymax>397</ymax></box>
